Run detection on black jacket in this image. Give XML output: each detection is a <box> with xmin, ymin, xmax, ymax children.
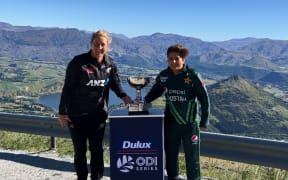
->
<box><xmin>59</xmin><ymin>51</ymin><xmax>127</xmax><ymax>116</ymax></box>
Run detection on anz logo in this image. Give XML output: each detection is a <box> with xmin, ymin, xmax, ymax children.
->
<box><xmin>117</xmin><ymin>155</ymin><xmax>134</xmax><ymax>173</ymax></box>
<box><xmin>86</xmin><ymin>79</ymin><xmax>107</xmax><ymax>87</ymax></box>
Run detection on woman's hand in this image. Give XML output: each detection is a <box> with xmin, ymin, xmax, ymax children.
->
<box><xmin>121</xmin><ymin>96</ymin><xmax>132</xmax><ymax>104</ymax></box>
<box><xmin>200</xmin><ymin>127</ymin><xmax>207</xmax><ymax>131</ymax></box>
<box><xmin>58</xmin><ymin>114</ymin><xmax>69</xmax><ymax>127</ymax></box>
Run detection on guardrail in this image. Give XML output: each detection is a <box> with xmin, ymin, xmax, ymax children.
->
<box><xmin>0</xmin><ymin>112</ymin><xmax>287</xmax><ymax>170</ymax></box>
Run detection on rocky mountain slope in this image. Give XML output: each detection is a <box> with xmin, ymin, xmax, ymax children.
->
<box><xmin>208</xmin><ymin>75</ymin><xmax>288</xmax><ymax>140</ymax></box>
<box><xmin>1</xmin><ymin>22</ymin><xmax>287</xmax><ymax>90</ymax></box>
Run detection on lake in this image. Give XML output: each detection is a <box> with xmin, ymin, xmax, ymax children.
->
<box><xmin>38</xmin><ymin>82</ymin><xmax>149</xmax><ymax>110</ymax></box>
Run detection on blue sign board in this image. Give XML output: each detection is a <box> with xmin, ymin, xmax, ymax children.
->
<box><xmin>109</xmin><ymin>109</ymin><xmax>164</xmax><ymax>180</ymax></box>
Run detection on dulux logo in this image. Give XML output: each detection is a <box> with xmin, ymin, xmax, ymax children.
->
<box><xmin>86</xmin><ymin>79</ymin><xmax>105</xmax><ymax>87</ymax></box>
<box><xmin>117</xmin><ymin>155</ymin><xmax>134</xmax><ymax>173</ymax></box>
<box><xmin>122</xmin><ymin>141</ymin><xmax>151</xmax><ymax>149</ymax></box>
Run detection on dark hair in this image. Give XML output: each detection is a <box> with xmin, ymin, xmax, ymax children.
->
<box><xmin>166</xmin><ymin>44</ymin><xmax>189</xmax><ymax>59</ymax></box>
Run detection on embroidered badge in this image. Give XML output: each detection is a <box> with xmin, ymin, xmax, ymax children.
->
<box><xmin>184</xmin><ymin>76</ymin><xmax>191</xmax><ymax>84</ymax></box>
<box><xmin>163</xmin><ymin>86</ymin><xmax>168</xmax><ymax>93</ymax></box>
<box><xmin>201</xmin><ymin>81</ymin><xmax>205</xmax><ymax>87</ymax></box>
<box><xmin>81</xmin><ymin>65</ymin><xmax>94</xmax><ymax>74</ymax></box>
<box><xmin>191</xmin><ymin>135</ymin><xmax>198</xmax><ymax>144</ymax></box>
<box><xmin>106</xmin><ymin>67</ymin><xmax>112</xmax><ymax>74</ymax></box>
<box><xmin>69</xmin><ymin>123</ymin><xmax>74</xmax><ymax>129</ymax></box>
<box><xmin>160</xmin><ymin>76</ymin><xmax>168</xmax><ymax>83</ymax></box>
<box><xmin>86</xmin><ymin>67</ymin><xmax>94</xmax><ymax>74</ymax></box>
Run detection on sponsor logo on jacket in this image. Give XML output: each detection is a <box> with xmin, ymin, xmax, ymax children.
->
<box><xmin>86</xmin><ymin>79</ymin><xmax>106</xmax><ymax>86</ymax></box>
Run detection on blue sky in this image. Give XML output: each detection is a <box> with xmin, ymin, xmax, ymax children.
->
<box><xmin>1</xmin><ymin>0</ymin><xmax>287</xmax><ymax>41</ymax></box>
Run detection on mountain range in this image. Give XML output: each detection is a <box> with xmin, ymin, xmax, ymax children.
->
<box><xmin>0</xmin><ymin>22</ymin><xmax>287</xmax><ymax>90</ymax></box>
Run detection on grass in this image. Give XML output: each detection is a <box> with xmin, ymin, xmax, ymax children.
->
<box><xmin>0</xmin><ymin>130</ymin><xmax>287</xmax><ymax>180</ymax></box>
<box><xmin>178</xmin><ymin>154</ymin><xmax>288</xmax><ymax>180</ymax></box>
<box><xmin>0</xmin><ymin>58</ymin><xmax>65</xmax><ymax>95</ymax></box>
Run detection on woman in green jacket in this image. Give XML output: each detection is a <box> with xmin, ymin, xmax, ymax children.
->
<box><xmin>144</xmin><ymin>44</ymin><xmax>210</xmax><ymax>180</ymax></box>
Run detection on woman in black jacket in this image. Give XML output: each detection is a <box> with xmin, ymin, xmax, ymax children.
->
<box><xmin>58</xmin><ymin>30</ymin><xmax>131</xmax><ymax>180</ymax></box>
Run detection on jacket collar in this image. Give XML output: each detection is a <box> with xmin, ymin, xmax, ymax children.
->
<box><xmin>167</xmin><ymin>64</ymin><xmax>187</xmax><ymax>75</ymax></box>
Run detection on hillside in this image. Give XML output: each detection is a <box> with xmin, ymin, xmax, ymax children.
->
<box><xmin>259</xmin><ymin>71</ymin><xmax>288</xmax><ymax>88</ymax></box>
<box><xmin>1</xmin><ymin>22</ymin><xmax>288</xmax><ymax>92</ymax></box>
<box><xmin>1</xmin><ymin>22</ymin><xmax>288</xmax><ymax>71</ymax></box>
<box><xmin>208</xmin><ymin>76</ymin><xmax>288</xmax><ymax>140</ymax></box>
<box><xmin>0</xmin><ymin>27</ymin><xmax>90</xmax><ymax>62</ymax></box>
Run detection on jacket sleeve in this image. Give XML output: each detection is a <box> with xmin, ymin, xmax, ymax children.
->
<box><xmin>144</xmin><ymin>75</ymin><xmax>164</xmax><ymax>103</ymax></box>
<box><xmin>109</xmin><ymin>63</ymin><xmax>127</xmax><ymax>98</ymax></box>
<box><xmin>58</xmin><ymin>59</ymin><xmax>78</xmax><ymax>115</ymax></box>
<box><xmin>194</xmin><ymin>73</ymin><xmax>210</xmax><ymax>128</ymax></box>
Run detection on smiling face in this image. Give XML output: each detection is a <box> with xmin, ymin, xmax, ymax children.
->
<box><xmin>168</xmin><ymin>51</ymin><xmax>186</xmax><ymax>75</ymax></box>
<box><xmin>91</xmin><ymin>36</ymin><xmax>109</xmax><ymax>62</ymax></box>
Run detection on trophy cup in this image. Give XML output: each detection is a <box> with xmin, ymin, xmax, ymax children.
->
<box><xmin>127</xmin><ymin>76</ymin><xmax>150</xmax><ymax>115</ymax></box>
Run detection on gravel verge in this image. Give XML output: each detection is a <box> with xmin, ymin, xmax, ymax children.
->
<box><xmin>0</xmin><ymin>148</ymin><xmax>110</xmax><ymax>180</ymax></box>
<box><xmin>0</xmin><ymin>148</ymin><xmax>216</xmax><ymax>180</ymax></box>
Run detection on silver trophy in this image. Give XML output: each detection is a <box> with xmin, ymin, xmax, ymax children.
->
<box><xmin>127</xmin><ymin>76</ymin><xmax>150</xmax><ymax>115</ymax></box>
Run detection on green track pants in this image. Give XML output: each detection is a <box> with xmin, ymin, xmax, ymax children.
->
<box><xmin>164</xmin><ymin>121</ymin><xmax>201</xmax><ymax>180</ymax></box>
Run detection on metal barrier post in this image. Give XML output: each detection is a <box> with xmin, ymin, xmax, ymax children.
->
<box><xmin>50</xmin><ymin>136</ymin><xmax>56</xmax><ymax>150</ymax></box>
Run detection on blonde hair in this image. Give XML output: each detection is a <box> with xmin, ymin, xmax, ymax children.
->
<box><xmin>90</xmin><ymin>30</ymin><xmax>112</xmax><ymax>46</ymax></box>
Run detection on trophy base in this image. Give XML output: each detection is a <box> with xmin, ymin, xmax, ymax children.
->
<box><xmin>128</xmin><ymin>103</ymin><xmax>149</xmax><ymax>115</ymax></box>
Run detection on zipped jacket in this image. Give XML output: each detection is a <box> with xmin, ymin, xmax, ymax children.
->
<box><xmin>144</xmin><ymin>65</ymin><xmax>210</xmax><ymax>127</ymax></box>
<box><xmin>59</xmin><ymin>51</ymin><xmax>127</xmax><ymax>116</ymax></box>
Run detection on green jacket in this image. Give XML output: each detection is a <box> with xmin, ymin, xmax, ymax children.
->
<box><xmin>144</xmin><ymin>65</ymin><xmax>210</xmax><ymax>128</ymax></box>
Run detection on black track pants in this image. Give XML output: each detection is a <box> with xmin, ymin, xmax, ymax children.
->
<box><xmin>68</xmin><ymin>114</ymin><xmax>106</xmax><ymax>180</ymax></box>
